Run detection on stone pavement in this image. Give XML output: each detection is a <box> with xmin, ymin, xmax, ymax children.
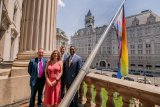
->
<box><xmin>19</xmin><ymin>102</ymin><xmax>84</xmax><ymax>107</ymax></box>
<box><xmin>19</xmin><ymin>103</ymin><xmax>29</xmax><ymax>107</ymax></box>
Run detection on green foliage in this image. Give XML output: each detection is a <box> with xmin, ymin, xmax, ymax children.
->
<box><xmin>83</xmin><ymin>82</ymin><xmax>123</xmax><ymax>107</ymax></box>
<box><xmin>113</xmin><ymin>93</ymin><xmax>123</xmax><ymax>107</ymax></box>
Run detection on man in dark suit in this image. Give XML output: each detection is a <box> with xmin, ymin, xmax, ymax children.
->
<box><xmin>60</xmin><ymin>46</ymin><xmax>69</xmax><ymax>98</ymax></box>
<box><xmin>28</xmin><ymin>48</ymin><xmax>47</xmax><ymax>107</ymax></box>
<box><xmin>63</xmin><ymin>46</ymin><xmax>83</xmax><ymax>107</ymax></box>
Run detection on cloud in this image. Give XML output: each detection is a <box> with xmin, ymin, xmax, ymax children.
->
<box><xmin>58</xmin><ymin>0</ymin><xmax>65</xmax><ymax>7</ymax></box>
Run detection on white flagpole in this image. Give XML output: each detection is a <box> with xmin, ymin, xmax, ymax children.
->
<box><xmin>59</xmin><ymin>0</ymin><xmax>126</xmax><ymax>106</ymax></box>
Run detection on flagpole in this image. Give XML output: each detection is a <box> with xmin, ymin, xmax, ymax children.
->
<box><xmin>59</xmin><ymin>0</ymin><xmax>126</xmax><ymax>106</ymax></box>
<box><xmin>0</xmin><ymin>0</ymin><xmax>2</xmax><ymax>25</ymax></box>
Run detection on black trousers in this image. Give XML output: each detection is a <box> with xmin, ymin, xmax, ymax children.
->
<box><xmin>29</xmin><ymin>78</ymin><xmax>45</xmax><ymax>107</ymax></box>
<box><xmin>61</xmin><ymin>81</ymin><xmax>65</xmax><ymax>98</ymax></box>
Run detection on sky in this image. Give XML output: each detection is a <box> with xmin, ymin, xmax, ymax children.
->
<box><xmin>57</xmin><ymin>0</ymin><xmax>160</xmax><ymax>37</ymax></box>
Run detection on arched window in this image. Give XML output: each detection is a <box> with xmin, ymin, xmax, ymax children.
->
<box><xmin>132</xmin><ymin>17</ymin><xmax>139</xmax><ymax>26</ymax></box>
<box><xmin>100</xmin><ymin>61</ymin><xmax>106</xmax><ymax>67</ymax></box>
<box><xmin>147</xmin><ymin>14</ymin><xmax>156</xmax><ymax>24</ymax></box>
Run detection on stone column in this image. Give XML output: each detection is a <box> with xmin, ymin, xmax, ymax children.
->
<box><xmin>79</xmin><ymin>82</ymin><xmax>85</xmax><ymax>104</ymax></box>
<box><xmin>84</xmin><ymin>79</ymin><xmax>92</xmax><ymax>107</ymax></box>
<box><xmin>121</xmin><ymin>94</ymin><xmax>131</xmax><ymax>107</ymax></box>
<box><xmin>17</xmin><ymin>0</ymin><xmax>57</xmax><ymax>59</ymax></box>
<box><xmin>106</xmin><ymin>89</ymin><xmax>114</xmax><ymax>107</ymax></box>
<box><xmin>11</xmin><ymin>0</ymin><xmax>57</xmax><ymax>76</ymax></box>
<box><xmin>95</xmin><ymin>86</ymin><xmax>102</xmax><ymax>107</ymax></box>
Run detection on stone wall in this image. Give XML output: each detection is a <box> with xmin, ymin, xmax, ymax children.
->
<box><xmin>0</xmin><ymin>75</ymin><xmax>30</xmax><ymax>106</ymax></box>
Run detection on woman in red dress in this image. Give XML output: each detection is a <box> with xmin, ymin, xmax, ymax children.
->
<box><xmin>44</xmin><ymin>50</ymin><xmax>63</xmax><ymax>107</ymax></box>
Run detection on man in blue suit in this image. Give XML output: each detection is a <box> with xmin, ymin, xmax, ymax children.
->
<box><xmin>63</xmin><ymin>46</ymin><xmax>83</xmax><ymax>107</ymax></box>
<box><xmin>28</xmin><ymin>48</ymin><xmax>47</xmax><ymax>107</ymax></box>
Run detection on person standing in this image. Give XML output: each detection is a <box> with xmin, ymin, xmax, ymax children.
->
<box><xmin>28</xmin><ymin>48</ymin><xmax>47</xmax><ymax>107</ymax></box>
<box><xmin>60</xmin><ymin>46</ymin><xmax>68</xmax><ymax>62</ymax></box>
<box><xmin>44</xmin><ymin>50</ymin><xmax>63</xmax><ymax>107</ymax></box>
<box><xmin>63</xmin><ymin>46</ymin><xmax>83</xmax><ymax>107</ymax></box>
<box><xmin>60</xmin><ymin>46</ymin><xmax>68</xmax><ymax>98</ymax></box>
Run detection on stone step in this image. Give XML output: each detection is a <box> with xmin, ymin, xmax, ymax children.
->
<box><xmin>0</xmin><ymin>68</ymin><xmax>11</xmax><ymax>77</ymax></box>
<box><xmin>0</xmin><ymin>61</ymin><xmax>13</xmax><ymax>68</ymax></box>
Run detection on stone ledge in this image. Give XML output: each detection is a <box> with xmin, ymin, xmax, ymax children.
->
<box><xmin>87</xmin><ymin>73</ymin><xmax>160</xmax><ymax>94</ymax></box>
<box><xmin>12</xmin><ymin>61</ymin><xmax>29</xmax><ymax>67</ymax></box>
<box><xmin>0</xmin><ymin>69</ymin><xmax>11</xmax><ymax>77</ymax></box>
<box><xmin>1</xmin><ymin>98</ymin><xmax>30</xmax><ymax>107</ymax></box>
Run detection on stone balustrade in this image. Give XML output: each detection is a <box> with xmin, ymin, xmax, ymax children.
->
<box><xmin>79</xmin><ymin>73</ymin><xmax>160</xmax><ymax>107</ymax></box>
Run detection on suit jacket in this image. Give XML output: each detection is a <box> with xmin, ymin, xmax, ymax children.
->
<box><xmin>63</xmin><ymin>54</ymin><xmax>83</xmax><ymax>85</ymax></box>
<box><xmin>28</xmin><ymin>57</ymin><xmax>47</xmax><ymax>87</ymax></box>
<box><xmin>61</xmin><ymin>53</ymin><xmax>69</xmax><ymax>83</ymax></box>
<box><xmin>62</xmin><ymin>53</ymin><xmax>68</xmax><ymax>63</ymax></box>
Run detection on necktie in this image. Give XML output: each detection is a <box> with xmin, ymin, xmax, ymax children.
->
<box><xmin>39</xmin><ymin>59</ymin><xmax>43</xmax><ymax>77</ymax></box>
<box><xmin>69</xmin><ymin>56</ymin><xmax>72</xmax><ymax>67</ymax></box>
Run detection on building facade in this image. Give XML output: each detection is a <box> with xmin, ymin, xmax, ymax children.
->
<box><xmin>56</xmin><ymin>28</ymin><xmax>69</xmax><ymax>50</ymax></box>
<box><xmin>71</xmin><ymin>10</ymin><xmax>160</xmax><ymax>75</ymax></box>
<box><xmin>0</xmin><ymin>0</ymin><xmax>23</xmax><ymax>61</ymax></box>
<box><xmin>126</xmin><ymin>10</ymin><xmax>160</xmax><ymax>75</ymax></box>
<box><xmin>0</xmin><ymin>0</ymin><xmax>58</xmax><ymax>62</ymax></box>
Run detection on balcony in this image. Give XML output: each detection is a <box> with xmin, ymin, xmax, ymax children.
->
<box><xmin>79</xmin><ymin>73</ymin><xmax>160</xmax><ymax>107</ymax></box>
<box><xmin>0</xmin><ymin>71</ymin><xmax>160</xmax><ymax>107</ymax></box>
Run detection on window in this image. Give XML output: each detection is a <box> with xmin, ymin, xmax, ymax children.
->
<box><xmin>147</xmin><ymin>14</ymin><xmax>156</xmax><ymax>24</ymax></box>
<box><xmin>138</xmin><ymin>44</ymin><xmax>142</xmax><ymax>48</ymax></box>
<box><xmin>146</xmin><ymin>50</ymin><xmax>151</xmax><ymax>54</ymax></box>
<box><xmin>131</xmin><ymin>50</ymin><xmax>135</xmax><ymax>54</ymax></box>
<box><xmin>138</xmin><ymin>50</ymin><xmax>142</xmax><ymax>54</ymax></box>
<box><xmin>130</xmin><ymin>44</ymin><xmax>135</xmax><ymax>49</ymax></box>
<box><xmin>146</xmin><ymin>65</ymin><xmax>152</xmax><ymax>69</ymax></box>
<box><xmin>138</xmin><ymin>44</ymin><xmax>143</xmax><ymax>54</ymax></box>
<box><xmin>146</xmin><ymin>43</ymin><xmax>151</xmax><ymax>54</ymax></box>
<box><xmin>146</xmin><ymin>44</ymin><xmax>151</xmax><ymax>48</ymax></box>
<box><xmin>130</xmin><ymin>44</ymin><xmax>135</xmax><ymax>54</ymax></box>
<box><xmin>102</xmin><ymin>47</ymin><xmax>106</xmax><ymax>54</ymax></box>
<box><xmin>132</xmin><ymin>17</ymin><xmax>139</xmax><ymax>26</ymax></box>
<box><xmin>138</xmin><ymin>64</ymin><xmax>143</xmax><ymax>67</ymax></box>
<box><xmin>130</xmin><ymin>64</ymin><xmax>136</xmax><ymax>66</ymax></box>
<box><xmin>107</xmin><ymin>47</ymin><xmax>111</xmax><ymax>54</ymax></box>
<box><xmin>155</xmin><ymin>65</ymin><xmax>160</xmax><ymax>68</ymax></box>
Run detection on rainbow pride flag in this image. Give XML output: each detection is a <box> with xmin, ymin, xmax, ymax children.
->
<box><xmin>114</xmin><ymin>5</ymin><xmax>128</xmax><ymax>78</ymax></box>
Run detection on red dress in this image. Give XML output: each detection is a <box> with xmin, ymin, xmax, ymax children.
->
<box><xmin>44</xmin><ymin>61</ymin><xmax>61</xmax><ymax>105</ymax></box>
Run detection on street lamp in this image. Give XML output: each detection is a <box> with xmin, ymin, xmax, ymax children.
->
<box><xmin>144</xmin><ymin>72</ymin><xmax>147</xmax><ymax>84</ymax></box>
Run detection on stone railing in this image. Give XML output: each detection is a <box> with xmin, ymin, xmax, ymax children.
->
<box><xmin>79</xmin><ymin>73</ymin><xmax>160</xmax><ymax>107</ymax></box>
